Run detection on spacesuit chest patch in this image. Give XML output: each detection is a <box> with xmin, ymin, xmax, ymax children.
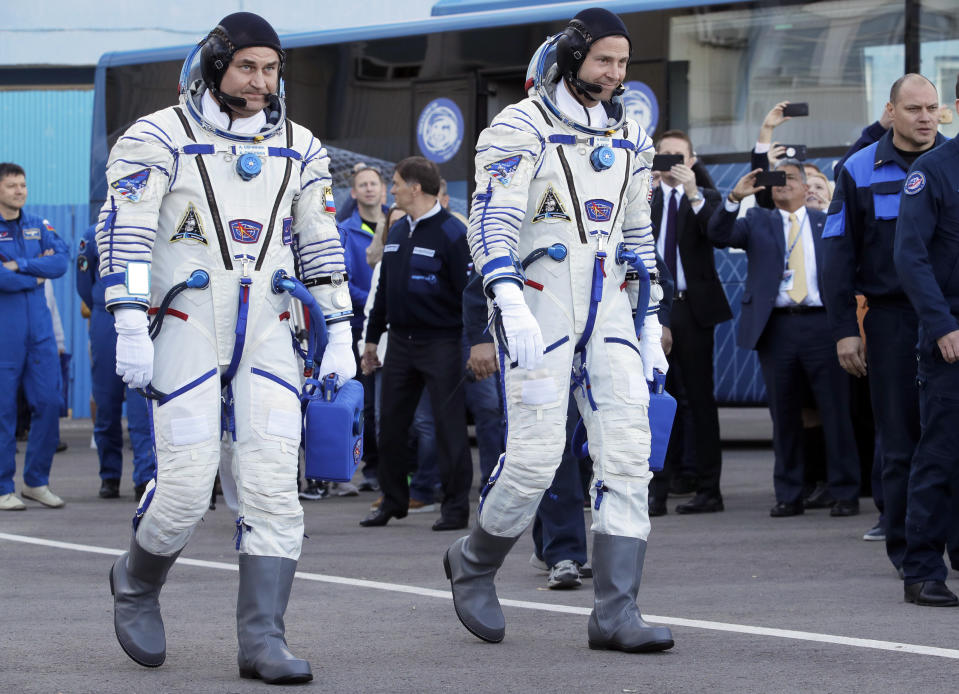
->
<box><xmin>532</xmin><ymin>185</ymin><xmax>571</xmax><ymax>223</ymax></box>
<box><xmin>229</xmin><ymin>219</ymin><xmax>263</xmax><ymax>244</ymax></box>
<box><xmin>110</xmin><ymin>168</ymin><xmax>151</xmax><ymax>202</ymax></box>
<box><xmin>282</xmin><ymin>217</ymin><xmax>293</xmax><ymax>245</ymax></box>
<box><xmin>170</xmin><ymin>203</ymin><xmax>208</xmax><ymax>245</ymax></box>
<box><xmin>22</xmin><ymin>227</ymin><xmax>41</xmax><ymax>240</ymax></box>
<box><xmin>484</xmin><ymin>155</ymin><xmax>522</xmax><ymax>187</ymax></box>
<box><xmin>0</xmin><ymin>230</ymin><xmax>12</xmax><ymax>242</ymax></box>
<box><xmin>584</xmin><ymin>199</ymin><xmax>614</xmax><ymax>222</ymax></box>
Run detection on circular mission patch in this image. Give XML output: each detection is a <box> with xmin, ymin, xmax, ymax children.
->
<box><xmin>904</xmin><ymin>171</ymin><xmax>926</xmax><ymax>195</ymax></box>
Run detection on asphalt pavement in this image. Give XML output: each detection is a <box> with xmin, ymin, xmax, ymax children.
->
<box><xmin>1</xmin><ymin>413</ymin><xmax>957</xmax><ymax>693</ymax></box>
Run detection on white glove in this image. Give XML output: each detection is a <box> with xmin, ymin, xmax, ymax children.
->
<box><xmin>319</xmin><ymin>321</ymin><xmax>357</xmax><ymax>387</ymax></box>
<box><xmin>638</xmin><ymin>313</ymin><xmax>669</xmax><ymax>382</ymax></box>
<box><xmin>114</xmin><ymin>307</ymin><xmax>154</xmax><ymax>389</ymax></box>
<box><xmin>493</xmin><ymin>280</ymin><xmax>544</xmax><ymax>370</ymax></box>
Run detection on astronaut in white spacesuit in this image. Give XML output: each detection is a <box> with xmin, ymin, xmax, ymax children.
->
<box><xmin>444</xmin><ymin>8</ymin><xmax>674</xmax><ymax>653</ymax></box>
<box><xmin>100</xmin><ymin>12</ymin><xmax>354</xmax><ymax>683</ymax></box>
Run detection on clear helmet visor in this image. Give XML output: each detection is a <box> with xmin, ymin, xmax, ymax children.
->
<box><xmin>177</xmin><ymin>41</ymin><xmax>286</xmax><ymax>142</ymax></box>
<box><xmin>525</xmin><ymin>33</ymin><xmax>626</xmax><ymax>136</ymax></box>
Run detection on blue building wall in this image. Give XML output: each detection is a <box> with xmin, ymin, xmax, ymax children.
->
<box><xmin>0</xmin><ymin>90</ymin><xmax>94</xmax><ymax>417</ymax></box>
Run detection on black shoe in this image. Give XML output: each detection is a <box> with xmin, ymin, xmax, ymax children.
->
<box><xmin>432</xmin><ymin>517</ymin><xmax>469</xmax><ymax>531</ymax></box>
<box><xmin>904</xmin><ymin>580</ymin><xmax>959</xmax><ymax>607</ymax></box>
<box><xmin>675</xmin><ymin>493</ymin><xmax>724</xmax><ymax>514</ymax></box>
<box><xmin>359</xmin><ymin>507</ymin><xmax>404</xmax><ymax>527</ymax></box>
<box><xmin>133</xmin><ymin>483</ymin><xmax>147</xmax><ymax>500</ymax></box>
<box><xmin>648</xmin><ymin>497</ymin><xmax>667</xmax><ymax>517</ymax></box>
<box><xmin>56</xmin><ymin>440</ymin><xmax>68</xmax><ymax>453</ymax></box>
<box><xmin>770</xmin><ymin>500</ymin><xmax>804</xmax><ymax>517</ymax></box>
<box><xmin>802</xmin><ymin>482</ymin><xmax>835</xmax><ymax>509</ymax></box>
<box><xmin>668</xmin><ymin>474</ymin><xmax>698</xmax><ymax>497</ymax></box>
<box><xmin>829</xmin><ymin>500</ymin><xmax>860</xmax><ymax>517</ymax></box>
<box><xmin>99</xmin><ymin>479</ymin><xmax>120</xmax><ymax>499</ymax></box>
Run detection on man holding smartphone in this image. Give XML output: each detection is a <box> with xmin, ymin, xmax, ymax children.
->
<box><xmin>708</xmin><ymin>160</ymin><xmax>860</xmax><ymax>518</ymax></box>
<box><xmin>648</xmin><ymin>131</ymin><xmax>729</xmax><ymax>516</ymax></box>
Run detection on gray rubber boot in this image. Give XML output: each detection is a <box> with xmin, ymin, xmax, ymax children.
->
<box><xmin>236</xmin><ymin>554</ymin><xmax>313</xmax><ymax>684</ymax></box>
<box><xmin>443</xmin><ymin>527</ymin><xmax>520</xmax><ymax>643</ymax></box>
<box><xmin>108</xmin><ymin>536</ymin><xmax>180</xmax><ymax>667</ymax></box>
<box><xmin>587</xmin><ymin>533</ymin><xmax>674</xmax><ymax>653</ymax></box>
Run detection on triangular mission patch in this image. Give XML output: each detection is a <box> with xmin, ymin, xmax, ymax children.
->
<box><xmin>532</xmin><ymin>185</ymin><xmax>571</xmax><ymax>223</ymax></box>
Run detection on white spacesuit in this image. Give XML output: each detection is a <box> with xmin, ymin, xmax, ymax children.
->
<box><xmin>101</xmin><ymin>12</ymin><xmax>353</xmax><ymax>683</ymax></box>
<box><xmin>444</xmin><ymin>8</ymin><xmax>674</xmax><ymax>654</ymax></box>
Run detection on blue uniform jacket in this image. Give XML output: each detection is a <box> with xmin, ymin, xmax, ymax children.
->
<box><xmin>367</xmin><ymin>208</ymin><xmax>471</xmax><ymax>343</ymax></box>
<box><xmin>338</xmin><ymin>206</ymin><xmax>387</xmax><ymax>308</ymax></box>
<box><xmin>0</xmin><ymin>212</ymin><xmax>69</xmax><ymax>345</ymax></box>
<box><xmin>76</xmin><ymin>224</ymin><xmax>102</xmax><ymax>309</ymax></box>
<box><xmin>894</xmin><ymin>137</ymin><xmax>959</xmax><ymax>351</ymax></box>
<box><xmin>707</xmin><ymin>204</ymin><xmax>826</xmax><ymax>351</ymax></box>
<box><xmin>822</xmin><ymin>129</ymin><xmax>947</xmax><ymax>341</ymax></box>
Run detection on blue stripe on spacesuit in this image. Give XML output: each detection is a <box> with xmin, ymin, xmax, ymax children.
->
<box><xmin>544</xmin><ymin>335</ymin><xmax>569</xmax><ymax>353</ymax></box>
<box><xmin>100</xmin><ymin>273</ymin><xmax>125</xmax><ymax>287</ymax></box>
<box><xmin>250</xmin><ymin>367</ymin><xmax>299</xmax><ymax>397</ymax></box>
<box><xmin>603</xmin><ymin>336</ymin><xmax>641</xmax><ymax>356</ymax></box>
<box><xmin>157</xmin><ymin>368</ymin><xmax>218</xmax><ymax>406</ymax></box>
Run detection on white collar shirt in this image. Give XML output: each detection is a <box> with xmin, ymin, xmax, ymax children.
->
<box><xmin>775</xmin><ymin>206</ymin><xmax>822</xmax><ymax>307</ymax></box>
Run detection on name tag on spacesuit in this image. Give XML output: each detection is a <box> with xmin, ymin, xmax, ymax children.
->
<box><xmin>233</xmin><ymin>144</ymin><xmax>268</xmax><ymax>157</ymax></box>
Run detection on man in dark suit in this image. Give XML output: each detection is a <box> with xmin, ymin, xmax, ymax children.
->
<box><xmin>707</xmin><ymin>160</ymin><xmax>860</xmax><ymax>517</ymax></box>
<box><xmin>648</xmin><ymin>130</ymin><xmax>731</xmax><ymax>515</ymax></box>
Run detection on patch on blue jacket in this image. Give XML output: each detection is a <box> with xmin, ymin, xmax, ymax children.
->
<box><xmin>904</xmin><ymin>171</ymin><xmax>925</xmax><ymax>196</ymax></box>
<box><xmin>22</xmin><ymin>227</ymin><xmax>41</xmax><ymax>240</ymax></box>
<box><xmin>484</xmin><ymin>155</ymin><xmax>522</xmax><ymax>187</ymax></box>
<box><xmin>110</xmin><ymin>168</ymin><xmax>151</xmax><ymax>202</ymax></box>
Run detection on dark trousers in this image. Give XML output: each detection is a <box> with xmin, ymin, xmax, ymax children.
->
<box><xmin>757</xmin><ymin>311</ymin><xmax>860</xmax><ymax>504</ymax></box>
<box><xmin>377</xmin><ymin>333</ymin><xmax>472</xmax><ymax>522</ymax></box>
<box><xmin>864</xmin><ymin>305</ymin><xmax>921</xmax><ymax>569</ymax></box>
<box><xmin>532</xmin><ymin>398</ymin><xmax>588</xmax><ymax>567</ymax></box>
<box><xmin>656</xmin><ymin>299</ymin><xmax>723</xmax><ymax>498</ymax></box>
<box><xmin>351</xmin><ymin>315</ymin><xmax>378</xmax><ymax>481</ymax></box>
<box><xmin>903</xmin><ymin>346</ymin><xmax>959</xmax><ymax>584</ymax></box>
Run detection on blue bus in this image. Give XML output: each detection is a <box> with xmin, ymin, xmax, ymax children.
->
<box><xmin>90</xmin><ymin>0</ymin><xmax>956</xmax><ymax>404</ymax></box>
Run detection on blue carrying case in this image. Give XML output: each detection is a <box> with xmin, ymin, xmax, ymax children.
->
<box><xmin>301</xmin><ymin>374</ymin><xmax>364</xmax><ymax>483</ymax></box>
<box><xmin>646</xmin><ymin>371</ymin><xmax>677</xmax><ymax>472</ymax></box>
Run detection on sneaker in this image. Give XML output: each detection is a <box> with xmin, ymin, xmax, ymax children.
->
<box><xmin>529</xmin><ymin>553</ymin><xmax>549</xmax><ymax>572</ymax></box>
<box><xmin>408</xmin><ymin>498</ymin><xmax>436</xmax><ymax>514</ymax></box>
<box><xmin>298</xmin><ymin>479</ymin><xmax>328</xmax><ymax>501</ymax></box>
<box><xmin>0</xmin><ymin>493</ymin><xmax>26</xmax><ymax>511</ymax></box>
<box><xmin>358</xmin><ymin>478</ymin><xmax>379</xmax><ymax>492</ymax></box>
<box><xmin>21</xmin><ymin>485</ymin><xmax>65</xmax><ymax>508</ymax></box>
<box><xmin>547</xmin><ymin>560</ymin><xmax>583</xmax><ymax>590</ymax></box>
<box><xmin>863</xmin><ymin>523</ymin><xmax>886</xmax><ymax>541</ymax></box>
<box><xmin>331</xmin><ymin>482</ymin><xmax>360</xmax><ymax>497</ymax></box>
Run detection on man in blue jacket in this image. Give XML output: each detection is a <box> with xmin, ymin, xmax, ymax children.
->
<box><xmin>822</xmin><ymin>74</ymin><xmax>948</xmax><ymax>576</ymax></box>
<box><xmin>893</xmin><ymin>93</ymin><xmax>959</xmax><ymax>606</ymax></box>
<box><xmin>708</xmin><ymin>159</ymin><xmax>860</xmax><ymax>518</ymax></box>
<box><xmin>0</xmin><ymin>162</ymin><xmax>69</xmax><ymax>511</ymax></box>
<box><xmin>77</xmin><ymin>224</ymin><xmax>155</xmax><ymax>500</ymax></box>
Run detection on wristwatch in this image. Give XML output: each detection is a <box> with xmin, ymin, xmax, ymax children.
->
<box><xmin>687</xmin><ymin>192</ymin><xmax>703</xmax><ymax>204</ymax></box>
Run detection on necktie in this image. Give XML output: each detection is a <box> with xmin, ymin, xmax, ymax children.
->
<box><xmin>787</xmin><ymin>213</ymin><xmax>807</xmax><ymax>304</ymax></box>
<box><xmin>664</xmin><ymin>189</ymin><xmax>678</xmax><ymax>281</ymax></box>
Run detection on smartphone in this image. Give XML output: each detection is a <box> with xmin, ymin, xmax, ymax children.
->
<box><xmin>781</xmin><ymin>144</ymin><xmax>807</xmax><ymax>161</ymax></box>
<box><xmin>652</xmin><ymin>154</ymin><xmax>683</xmax><ymax>172</ymax></box>
<box><xmin>782</xmin><ymin>102</ymin><xmax>809</xmax><ymax>118</ymax></box>
<box><xmin>755</xmin><ymin>170</ymin><xmax>787</xmax><ymax>188</ymax></box>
